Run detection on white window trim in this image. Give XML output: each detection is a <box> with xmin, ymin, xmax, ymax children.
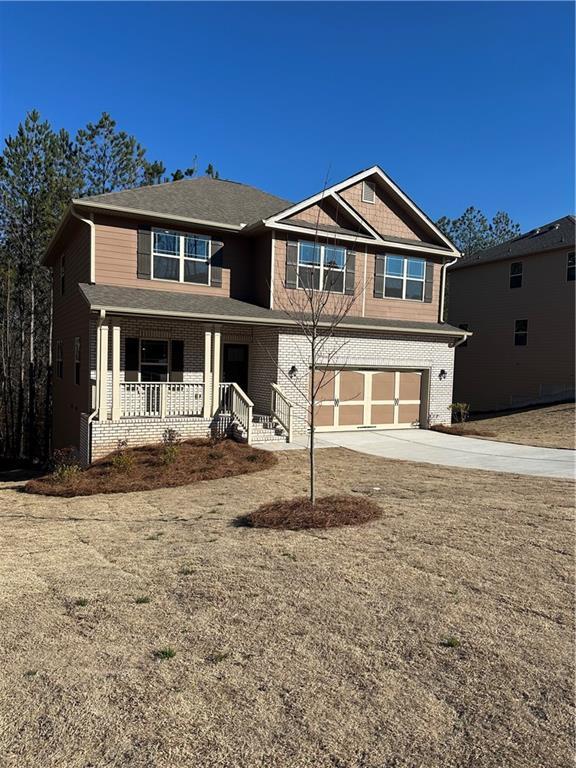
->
<box><xmin>151</xmin><ymin>228</ymin><xmax>212</xmax><ymax>285</ymax></box>
<box><xmin>384</xmin><ymin>255</ymin><xmax>425</xmax><ymax>302</ymax></box>
<box><xmin>138</xmin><ymin>337</ymin><xmax>171</xmax><ymax>382</ymax></box>
<box><xmin>362</xmin><ymin>180</ymin><xmax>376</xmax><ymax>204</ymax></box>
<box><xmin>297</xmin><ymin>241</ymin><xmax>346</xmax><ymax>293</ymax></box>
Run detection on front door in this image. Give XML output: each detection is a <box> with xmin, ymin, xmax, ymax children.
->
<box><xmin>222</xmin><ymin>343</ymin><xmax>249</xmax><ymax>393</ymax></box>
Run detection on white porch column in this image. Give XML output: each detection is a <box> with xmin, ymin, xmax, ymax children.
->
<box><xmin>211</xmin><ymin>326</ymin><xmax>222</xmax><ymax>416</ymax></box>
<box><xmin>203</xmin><ymin>327</ymin><xmax>212</xmax><ymax>418</ymax></box>
<box><xmin>97</xmin><ymin>324</ymin><xmax>109</xmax><ymax>421</ymax></box>
<box><xmin>111</xmin><ymin>326</ymin><xmax>121</xmax><ymax>422</ymax></box>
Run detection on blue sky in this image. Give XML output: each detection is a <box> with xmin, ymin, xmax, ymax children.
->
<box><xmin>0</xmin><ymin>1</ymin><xmax>574</xmax><ymax>230</ymax></box>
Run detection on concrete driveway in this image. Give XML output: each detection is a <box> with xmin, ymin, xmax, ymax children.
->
<box><xmin>264</xmin><ymin>429</ymin><xmax>575</xmax><ymax>479</ymax></box>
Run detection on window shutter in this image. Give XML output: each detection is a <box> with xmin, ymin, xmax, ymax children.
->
<box><xmin>424</xmin><ymin>262</ymin><xmax>434</xmax><ymax>303</ymax></box>
<box><xmin>170</xmin><ymin>340</ymin><xmax>184</xmax><ymax>382</ymax></box>
<box><xmin>210</xmin><ymin>241</ymin><xmax>224</xmax><ymax>287</ymax></box>
<box><xmin>345</xmin><ymin>251</ymin><xmax>356</xmax><ymax>295</ymax></box>
<box><xmin>374</xmin><ymin>254</ymin><xmax>385</xmax><ymax>297</ymax></box>
<box><xmin>137</xmin><ymin>226</ymin><xmax>152</xmax><ymax>279</ymax></box>
<box><xmin>285</xmin><ymin>241</ymin><xmax>298</xmax><ymax>289</ymax></box>
<box><xmin>125</xmin><ymin>338</ymin><xmax>139</xmax><ymax>382</ymax></box>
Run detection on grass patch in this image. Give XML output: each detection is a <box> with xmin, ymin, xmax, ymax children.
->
<box><xmin>440</xmin><ymin>636</ymin><xmax>461</xmax><ymax>648</ymax></box>
<box><xmin>180</xmin><ymin>566</ymin><xmax>195</xmax><ymax>575</ymax></box>
<box><xmin>25</xmin><ymin>438</ymin><xmax>277</xmax><ymax>497</ymax></box>
<box><xmin>135</xmin><ymin>596</ymin><xmax>151</xmax><ymax>604</ymax></box>
<box><xmin>240</xmin><ymin>494</ymin><xmax>382</xmax><ymax>530</ymax></box>
<box><xmin>153</xmin><ymin>647</ymin><xmax>176</xmax><ymax>660</ymax></box>
<box><xmin>206</xmin><ymin>651</ymin><xmax>229</xmax><ymax>664</ymax></box>
<box><xmin>75</xmin><ymin>598</ymin><xmax>89</xmax><ymax>607</ymax></box>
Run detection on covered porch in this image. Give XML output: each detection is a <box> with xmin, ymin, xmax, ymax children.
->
<box><xmin>90</xmin><ymin>317</ymin><xmax>294</xmax><ymax>450</ymax></box>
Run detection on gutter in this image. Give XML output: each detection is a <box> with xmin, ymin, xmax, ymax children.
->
<box><xmin>439</xmin><ymin>254</ymin><xmax>460</xmax><ymax>323</ymax></box>
<box><xmin>70</xmin><ymin>207</ymin><xmax>96</xmax><ymax>283</ymax></box>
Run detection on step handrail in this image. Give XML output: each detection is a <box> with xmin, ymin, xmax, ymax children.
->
<box><xmin>229</xmin><ymin>382</ymin><xmax>254</xmax><ymax>444</ymax></box>
<box><xmin>270</xmin><ymin>383</ymin><xmax>294</xmax><ymax>443</ymax></box>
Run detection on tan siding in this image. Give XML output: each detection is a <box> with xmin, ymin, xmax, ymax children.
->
<box><xmin>52</xmin><ymin>219</ymin><xmax>92</xmax><ymax>450</ymax></box>
<box><xmin>285</xmin><ymin>199</ymin><xmax>361</xmax><ymax>232</ymax></box>
<box><xmin>340</xmin><ymin>181</ymin><xmax>428</xmax><ymax>241</ymax></box>
<box><xmin>273</xmin><ymin>232</ymin><xmax>442</xmax><ymax>322</ymax></box>
<box><xmin>448</xmin><ymin>248</ymin><xmax>576</xmax><ymax>411</ymax></box>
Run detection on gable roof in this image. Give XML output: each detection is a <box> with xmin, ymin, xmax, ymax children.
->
<box><xmin>450</xmin><ymin>215</ymin><xmax>576</xmax><ymax>271</ymax></box>
<box><xmin>74</xmin><ymin>177</ymin><xmax>292</xmax><ymax>228</ymax></box>
<box><xmin>262</xmin><ymin>165</ymin><xmax>460</xmax><ymax>255</ymax></box>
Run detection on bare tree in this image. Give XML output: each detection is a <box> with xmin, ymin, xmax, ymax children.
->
<box><xmin>269</xmin><ymin>194</ymin><xmax>368</xmax><ymax>504</ymax></box>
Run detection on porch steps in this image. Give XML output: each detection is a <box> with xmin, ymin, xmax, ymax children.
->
<box><xmin>231</xmin><ymin>413</ymin><xmax>288</xmax><ymax>444</ymax></box>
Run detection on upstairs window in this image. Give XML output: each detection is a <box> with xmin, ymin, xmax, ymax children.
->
<box><xmin>56</xmin><ymin>340</ymin><xmax>63</xmax><ymax>378</ymax></box>
<box><xmin>362</xmin><ymin>180</ymin><xmax>376</xmax><ymax>204</ymax></box>
<box><xmin>514</xmin><ymin>319</ymin><xmax>528</xmax><ymax>346</ymax></box>
<box><xmin>74</xmin><ymin>337</ymin><xmax>81</xmax><ymax>385</ymax></box>
<box><xmin>152</xmin><ymin>229</ymin><xmax>210</xmax><ymax>285</ymax></box>
<box><xmin>297</xmin><ymin>242</ymin><xmax>346</xmax><ymax>292</ymax></box>
<box><xmin>60</xmin><ymin>255</ymin><xmax>66</xmax><ymax>295</ymax></box>
<box><xmin>509</xmin><ymin>262</ymin><xmax>523</xmax><ymax>289</ymax></box>
<box><xmin>568</xmin><ymin>252</ymin><xmax>575</xmax><ymax>282</ymax></box>
<box><xmin>384</xmin><ymin>255</ymin><xmax>425</xmax><ymax>301</ymax></box>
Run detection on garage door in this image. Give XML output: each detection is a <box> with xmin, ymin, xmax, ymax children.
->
<box><xmin>313</xmin><ymin>369</ymin><xmax>422</xmax><ymax>431</ymax></box>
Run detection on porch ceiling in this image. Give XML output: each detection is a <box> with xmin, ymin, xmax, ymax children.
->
<box><xmin>79</xmin><ymin>283</ymin><xmax>467</xmax><ymax>338</ymax></box>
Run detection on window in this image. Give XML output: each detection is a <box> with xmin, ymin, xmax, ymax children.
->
<box><xmin>568</xmin><ymin>252</ymin><xmax>575</xmax><ymax>282</ymax></box>
<box><xmin>152</xmin><ymin>229</ymin><xmax>210</xmax><ymax>284</ymax></box>
<box><xmin>56</xmin><ymin>340</ymin><xmax>63</xmax><ymax>378</ymax></box>
<box><xmin>458</xmin><ymin>323</ymin><xmax>469</xmax><ymax>348</ymax></box>
<box><xmin>384</xmin><ymin>255</ymin><xmax>425</xmax><ymax>301</ymax></box>
<box><xmin>60</xmin><ymin>255</ymin><xmax>66</xmax><ymax>295</ymax></box>
<box><xmin>74</xmin><ymin>337</ymin><xmax>81</xmax><ymax>385</ymax></box>
<box><xmin>297</xmin><ymin>242</ymin><xmax>346</xmax><ymax>292</ymax></box>
<box><xmin>509</xmin><ymin>262</ymin><xmax>523</xmax><ymax>289</ymax></box>
<box><xmin>140</xmin><ymin>339</ymin><xmax>169</xmax><ymax>381</ymax></box>
<box><xmin>362</xmin><ymin>180</ymin><xmax>376</xmax><ymax>204</ymax></box>
<box><xmin>514</xmin><ymin>319</ymin><xmax>528</xmax><ymax>346</ymax></box>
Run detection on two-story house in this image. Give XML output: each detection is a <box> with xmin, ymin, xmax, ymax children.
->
<box><xmin>448</xmin><ymin>215</ymin><xmax>575</xmax><ymax>412</ymax></box>
<box><xmin>43</xmin><ymin>165</ymin><xmax>468</xmax><ymax>464</ymax></box>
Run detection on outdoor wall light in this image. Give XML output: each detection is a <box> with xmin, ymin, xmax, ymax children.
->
<box><xmin>439</xmin><ymin>369</ymin><xmax>447</xmax><ymax>380</ymax></box>
<box><xmin>289</xmin><ymin>365</ymin><xmax>298</xmax><ymax>378</ymax></box>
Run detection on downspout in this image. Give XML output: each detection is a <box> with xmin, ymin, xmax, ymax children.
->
<box><xmin>439</xmin><ymin>254</ymin><xmax>460</xmax><ymax>323</ymax></box>
<box><xmin>70</xmin><ymin>208</ymin><xmax>95</xmax><ymax>283</ymax></box>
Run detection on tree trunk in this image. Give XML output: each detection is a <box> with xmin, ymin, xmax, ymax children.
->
<box><xmin>309</xmin><ymin>338</ymin><xmax>316</xmax><ymax>505</ymax></box>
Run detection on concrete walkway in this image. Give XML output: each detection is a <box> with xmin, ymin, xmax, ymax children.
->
<box><xmin>261</xmin><ymin>429</ymin><xmax>575</xmax><ymax>479</ymax></box>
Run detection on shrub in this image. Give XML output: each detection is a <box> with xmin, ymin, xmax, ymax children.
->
<box><xmin>240</xmin><ymin>494</ymin><xmax>382</xmax><ymax>530</ymax></box>
<box><xmin>154</xmin><ymin>647</ymin><xmax>176</xmax><ymax>660</ymax></box>
<box><xmin>111</xmin><ymin>439</ymin><xmax>134</xmax><ymax>472</ymax></box>
<box><xmin>52</xmin><ymin>463</ymin><xmax>82</xmax><ymax>485</ymax></box>
<box><xmin>161</xmin><ymin>428</ymin><xmax>181</xmax><ymax>465</ymax></box>
<box><xmin>449</xmin><ymin>402</ymin><xmax>470</xmax><ymax>425</ymax></box>
<box><xmin>440</xmin><ymin>636</ymin><xmax>461</xmax><ymax>648</ymax></box>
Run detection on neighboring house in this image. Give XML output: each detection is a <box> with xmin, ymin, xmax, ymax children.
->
<box><xmin>448</xmin><ymin>215</ymin><xmax>575</xmax><ymax>412</ymax></box>
<box><xmin>43</xmin><ymin>165</ymin><xmax>468</xmax><ymax>464</ymax></box>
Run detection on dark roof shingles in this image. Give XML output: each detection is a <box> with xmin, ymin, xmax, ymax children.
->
<box><xmin>77</xmin><ymin>177</ymin><xmax>293</xmax><ymax>227</ymax></box>
<box><xmin>79</xmin><ymin>283</ymin><xmax>464</xmax><ymax>335</ymax></box>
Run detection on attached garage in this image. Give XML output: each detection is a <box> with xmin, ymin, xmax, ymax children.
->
<box><xmin>313</xmin><ymin>368</ymin><xmax>425</xmax><ymax>431</ymax></box>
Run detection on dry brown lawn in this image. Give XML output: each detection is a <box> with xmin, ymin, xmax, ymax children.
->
<box><xmin>0</xmin><ymin>448</ymin><xmax>573</xmax><ymax>768</ymax></box>
<box><xmin>456</xmin><ymin>402</ymin><xmax>575</xmax><ymax>449</ymax></box>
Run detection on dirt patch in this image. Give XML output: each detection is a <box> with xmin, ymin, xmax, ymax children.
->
<box><xmin>0</xmin><ymin>447</ymin><xmax>573</xmax><ymax>767</ymax></box>
<box><xmin>241</xmin><ymin>493</ymin><xmax>382</xmax><ymax>529</ymax></box>
<box><xmin>25</xmin><ymin>438</ymin><xmax>277</xmax><ymax>496</ymax></box>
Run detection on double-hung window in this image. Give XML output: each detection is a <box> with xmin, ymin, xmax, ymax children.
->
<box><xmin>568</xmin><ymin>252</ymin><xmax>575</xmax><ymax>282</ymax></box>
<box><xmin>152</xmin><ymin>229</ymin><xmax>210</xmax><ymax>285</ymax></box>
<box><xmin>514</xmin><ymin>319</ymin><xmax>528</xmax><ymax>346</ymax></box>
<box><xmin>384</xmin><ymin>255</ymin><xmax>425</xmax><ymax>301</ymax></box>
<box><xmin>297</xmin><ymin>242</ymin><xmax>346</xmax><ymax>292</ymax></box>
<box><xmin>509</xmin><ymin>262</ymin><xmax>523</xmax><ymax>289</ymax></box>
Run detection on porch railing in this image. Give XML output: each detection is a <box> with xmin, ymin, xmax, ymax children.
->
<box><xmin>219</xmin><ymin>382</ymin><xmax>253</xmax><ymax>443</ymax></box>
<box><xmin>120</xmin><ymin>382</ymin><xmax>204</xmax><ymax>418</ymax></box>
<box><xmin>271</xmin><ymin>383</ymin><xmax>294</xmax><ymax>442</ymax></box>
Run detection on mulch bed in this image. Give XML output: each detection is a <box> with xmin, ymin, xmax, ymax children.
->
<box><xmin>240</xmin><ymin>493</ymin><xmax>383</xmax><ymax>530</ymax></box>
<box><xmin>25</xmin><ymin>438</ymin><xmax>277</xmax><ymax>497</ymax></box>
<box><xmin>431</xmin><ymin>424</ymin><xmax>496</xmax><ymax>438</ymax></box>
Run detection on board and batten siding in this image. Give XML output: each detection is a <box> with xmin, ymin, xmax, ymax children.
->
<box><xmin>448</xmin><ymin>247</ymin><xmax>576</xmax><ymax>411</ymax></box>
